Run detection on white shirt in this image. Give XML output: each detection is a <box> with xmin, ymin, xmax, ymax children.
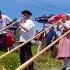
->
<box><xmin>19</xmin><ymin>19</ymin><xmax>35</xmax><ymax>42</ymax></box>
<box><xmin>54</xmin><ymin>29</ymin><xmax>62</xmax><ymax>37</ymax></box>
<box><xmin>53</xmin><ymin>25</ymin><xmax>62</xmax><ymax>37</ymax></box>
<box><xmin>0</xmin><ymin>15</ymin><xmax>11</xmax><ymax>34</ymax></box>
<box><xmin>43</xmin><ymin>23</ymin><xmax>52</xmax><ymax>29</ymax></box>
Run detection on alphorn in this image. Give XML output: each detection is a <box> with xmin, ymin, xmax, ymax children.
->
<box><xmin>15</xmin><ymin>30</ymin><xmax>70</xmax><ymax>70</ymax></box>
<box><xmin>0</xmin><ymin>23</ymin><xmax>56</xmax><ymax>59</ymax></box>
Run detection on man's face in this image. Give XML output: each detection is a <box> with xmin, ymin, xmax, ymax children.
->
<box><xmin>22</xmin><ymin>13</ymin><xmax>30</xmax><ymax>20</ymax></box>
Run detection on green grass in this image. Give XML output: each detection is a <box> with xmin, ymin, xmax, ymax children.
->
<box><xmin>0</xmin><ymin>44</ymin><xmax>63</xmax><ymax>70</ymax></box>
<box><xmin>0</xmin><ymin>51</ymin><xmax>20</xmax><ymax>70</ymax></box>
<box><xmin>32</xmin><ymin>44</ymin><xmax>63</xmax><ymax>70</ymax></box>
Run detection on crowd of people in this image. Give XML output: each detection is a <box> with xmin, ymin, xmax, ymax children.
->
<box><xmin>0</xmin><ymin>9</ymin><xmax>70</xmax><ymax>70</ymax></box>
<box><xmin>35</xmin><ymin>14</ymin><xmax>70</xmax><ymax>70</ymax></box>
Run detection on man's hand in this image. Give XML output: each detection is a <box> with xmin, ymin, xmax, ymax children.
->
<box><xmin>20</xmin><ymin>23</ymin><xmax>28</xmax><ymax>32</ymax></box>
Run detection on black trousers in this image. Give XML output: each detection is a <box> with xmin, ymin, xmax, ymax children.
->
<box><xmin>20</xmin><ymin>42</ymin><xmax>34</xmax><ymax>70</ymax></box>
<box><xmin>0</xmin><ymin>34</ymin><xmax>6</xmax><ymax>51</ymax></box>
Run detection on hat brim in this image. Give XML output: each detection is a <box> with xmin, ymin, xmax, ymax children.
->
<box><xmin>21</xmin><ymin>10</ymin><xmax>32</xmax><ymax>15</ymax></box>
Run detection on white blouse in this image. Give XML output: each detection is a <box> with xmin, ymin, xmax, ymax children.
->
<box><xmin>59</xmin><ymin>20</ymin><xmax>70</xmax><ymax>34</ymax></box>
<box><xmin>19</xmin><ymin>19</ymin><xmax>35</xmax><ymax>42</ymax></box>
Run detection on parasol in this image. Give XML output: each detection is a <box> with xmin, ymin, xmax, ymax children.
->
<box><xmin>35</xmin><ymin>14</ymin><xmax>54</xmax><ymax>23</ymax></box>
<box><xmin>48</xmin><ymin>14</ymin><xmax>65</xmax><ymax>24</ymax></box>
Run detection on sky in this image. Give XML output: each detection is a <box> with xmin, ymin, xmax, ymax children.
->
<box><xmin>0</xmin><ymin>0</ymin><xmax>70</xmax><ymax>31</ymax></box>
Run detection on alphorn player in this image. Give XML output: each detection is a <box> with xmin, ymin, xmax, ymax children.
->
<box><xmin>19</xmin><ymin>10</ymin><xmax>35</xmax><ymax>70</ymax></box>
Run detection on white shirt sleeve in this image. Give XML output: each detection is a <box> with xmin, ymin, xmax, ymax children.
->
<box><xmin>2</xmin><ymin>15</ymin><xmax>12</xmax><ymax>25</ymax></box>
<box><xmin>5</xmin><ymin>16</ymin><xmax>12</xmax><ymax>24</ymax></box>
<box><xmin>24</xmin><ymin>19</ymin><xmax>35</xmax><ymax>30</ymax></box>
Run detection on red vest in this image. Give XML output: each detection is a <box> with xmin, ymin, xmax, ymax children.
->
<box><xmin>5</xmin><ymin>30</ymin><xmax>15</xmax><ymax>47</ymax></box>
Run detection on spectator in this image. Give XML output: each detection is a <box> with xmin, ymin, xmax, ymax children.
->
<box><xmin>0</xmin><ymin>10</ymin><xmax>12</xmax><ymax>51</ymax></box>
<box><xmin>46</xmin><ymin>27</ymin><xmax>58</xmax><ymax>58</ymax></box>
<box><xmin>57</xmin><ymin>15</ymin><xmax>70</xmax><ymax>70</ymax></box>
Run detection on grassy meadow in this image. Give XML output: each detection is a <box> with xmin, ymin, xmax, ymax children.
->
<box><xmin>0</xmin><ymin>44</ymin><xmax>63</xmax><ymax>70</ymax></box>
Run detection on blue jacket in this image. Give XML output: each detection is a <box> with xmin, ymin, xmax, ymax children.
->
<box><xmin>46</xmin><ymin>29</ymin><xmax>58</xmax><ymax>45</ymax></box>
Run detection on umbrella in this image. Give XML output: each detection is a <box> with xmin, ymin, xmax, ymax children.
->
<box><xmin>35</xmin><ymin>14</ymin><xmax>54</xmax><ymax>23</ymax></box>
<box><xmin>48</xmin><ymin>14</ymin><xmax>65</xmax><ymax>24</ymax></box>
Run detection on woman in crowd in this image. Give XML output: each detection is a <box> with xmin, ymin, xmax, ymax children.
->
<box><xmin>57</xmin><ymin>15</ymin><xmax>70</xmax><ymax>70</ymax></box>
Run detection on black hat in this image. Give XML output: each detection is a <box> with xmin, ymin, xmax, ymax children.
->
<box><xmin>21</xmin><ymin>10</ymin><xmax>32</xmax><ymax>16</ymax></box>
